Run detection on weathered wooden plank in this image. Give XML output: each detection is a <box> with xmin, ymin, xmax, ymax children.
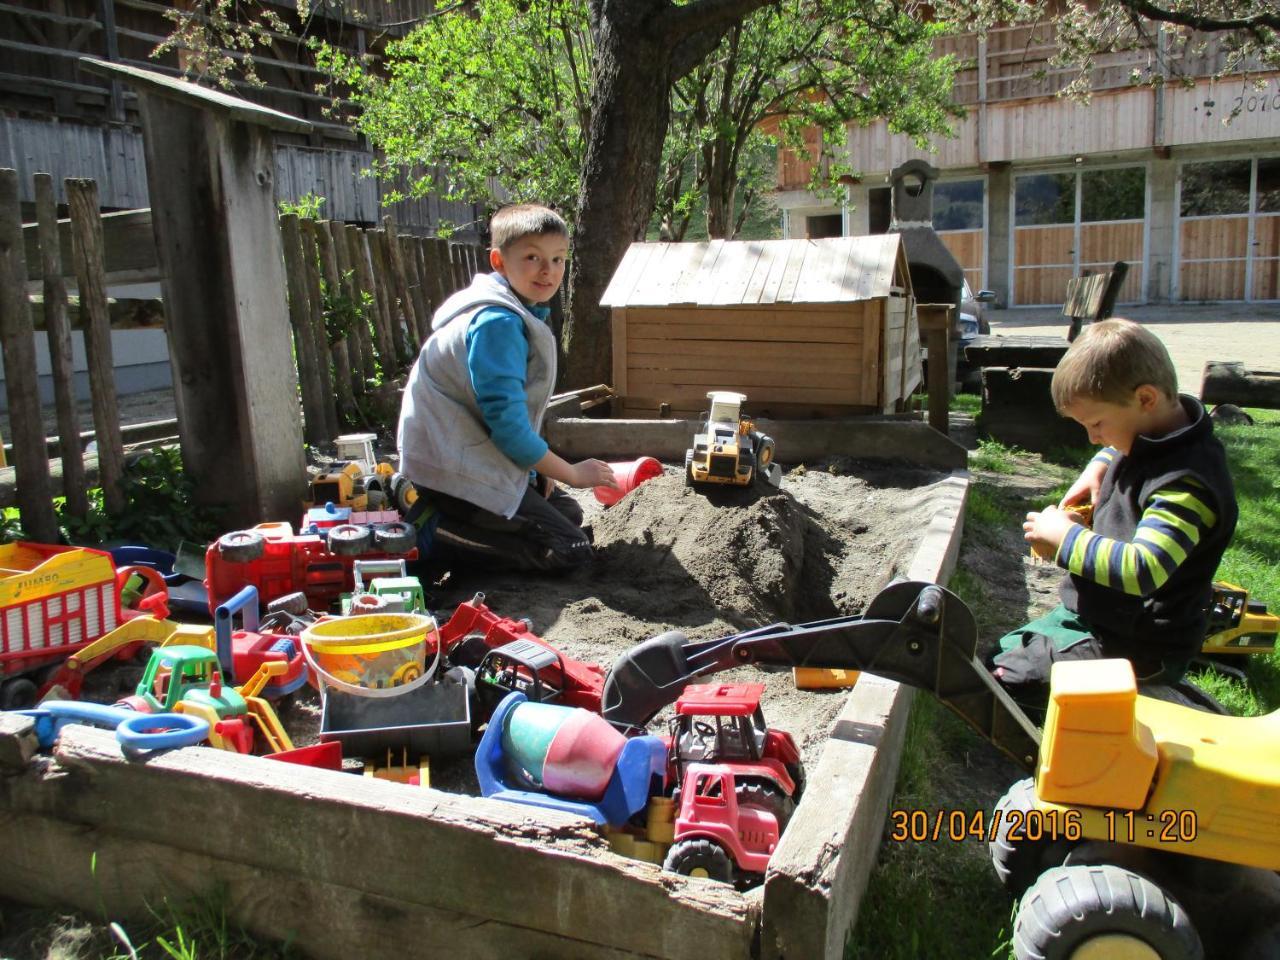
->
<box><xmin>775</xmin><ymin>240</ymin><xmax>813</xmax><ymax>303</ymax></box>
<box><xmin>629</xmin><ymin>321</ymin><xmax>860</xmax><ymax>345</ymax></box>
<box><xmin>630</xmin><ymin>348</ymin><xmax>861</xmax><ymax>373</ymax></box>
<box><xmin>630</xmin><ymin>338</ymin><xmax>861</xmax><ymax>362</ymax></box>
<box><xmin>326</xmin><ymin>220</ymin><xmax>361</xmax><ymax>411</ymax></box>
<box><xmin>34</xmin><ymin>173</ymin><xmax>87</xmax><ymax>519</ymax></box>
<box><xmin>601</xmin><ymin>242</ymin><xmax>661</xmax><ymax>307</ymax></box>
<box><xmin>400</xmin><ymin>235</ymin><xmax>429</xmax><ymax>350</ymax></box>
<box><xmin>619</xmin><ymin>381</ymin><xmax>860</xmax><ymax>404</ymax></box>
<box><xmin>66</xmin><ymin>177</ymin><xmax>126</xmax><ymax>516</ymax></box>
<box><xmin>612</xmin><ymin>308</ymin><xmax>629</xmax><ymax>399</ymax></box>
<box><xmin>628</xmin><ymin>368</ymin><xmax>856</xmax><ymax>391</ymax></box>
<box><xmin>761</xmin><ymin>473</ymin><xmax>967</xmax><ymax>960</ymax></box>
<box><xmin>365</xmin><ymin>229</ymin><xmax>400</xmax><ymax>373</ymax></box>
<box><xmin>1200</xmin><ymin>361</ymin><xmax>1280</xmax><ymax>408</ymax></box>
<box><xmin>25</xmin><ymin>294</ymin><xmax>164</xmax><ymax>331</ymax></box>
<box><xmin>22</xmin><ymin>207</ymin><xmax>159</xmax><ymax>283</ymax></box>
<box><xmin>344</xmin><ymin>224</ymin><xmax>379</xmax><ymax>385</ymax></box>
<box><xmin>0</xmin><ymin>727</ymin><xmax>756</xmax><ymax>960</ymax></box>
<box><xmin>627</xmin><ymin>304</ymin><xmax>865</xmax><ymax>327</ymax></box>
<box><xmin>0</xmin><ymin>169</ymin><xmax>58</xmax><ymax>540</ymax></box>
<box><xmin>755</xmin><ymin>240</ymin><xmax>793</xmax><ymax>306</ymax></box>
<box><xmin>706</xmin><ymin>240</ymin><xmax>751</xmax><ymax>305</ymax></box>
<box><xmin>861</xmin><ymin>302</ymin><xmax>882</xmax><ymax>407</ymax></box>
<box><xmin>281</xmin><ymin>215</ymin><xmax>328</xmax><ymax>447</ymax></box>
<box><xmin>546</xmin><ymin>417</ymin><xmax>967</xmax><ymax>469</ymax></box>
<box><xmin>307</xmin><ymin>221</ymin><xmax>343</xmax><ymax>438</ymax></box>
<box><xmin>423</xmin><ymin>236</ymin><xmax>451</xmax><ymax>307</ymax></box>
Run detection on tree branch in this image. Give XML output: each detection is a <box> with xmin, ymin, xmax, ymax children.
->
<box><xmin>1116</xmin><ymin>0</ymin><xmax>1280</xmax><ymax>32</ymax></box>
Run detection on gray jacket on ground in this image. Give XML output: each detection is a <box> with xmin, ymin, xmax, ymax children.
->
<box><xmin>396</xmin><ymin>272</ymin><xmax>557</xmax><ymax>518</ymax></box>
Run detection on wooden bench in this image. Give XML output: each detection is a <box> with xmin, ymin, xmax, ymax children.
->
<box><xmin>1062</xmin><ymin>261</ymin><xmax>1129</xmax><ymax>341</ymax></box>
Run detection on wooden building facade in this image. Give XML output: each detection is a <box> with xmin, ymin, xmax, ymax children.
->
<box><xmin>774</xmin><ymin>23</ymin><xmax>1280</xmax><ymax>306</ymax></box>
<box><xmin>602</xmin><ymin>235</ymin><xmax>920</xmax><ymax>419</ymax></box>
<box><xmin>0</xmin><ymin>1</ymin><xmax>482</xmax><ymax>237</ymax></box>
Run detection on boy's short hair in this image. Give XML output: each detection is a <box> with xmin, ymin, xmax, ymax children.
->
<box><xmin>1051</xmin><ymin>319</ymin><xmax>1179</xmax><ymax>409</ymax></box>
<box><xmin>490</xmin><ymin>204</ymin><xmax>569</xmax><ymax>252</ymax></box>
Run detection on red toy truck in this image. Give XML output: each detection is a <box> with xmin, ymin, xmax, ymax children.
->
<box><xmin>0</xmin><ymin>542</ymin><xmax>167</xmax><ymax>709</ymax></box>
<box><xmin>204</xmin><ymin>521</ymin><xmax>417</xmax><ymax>614</ymax></box>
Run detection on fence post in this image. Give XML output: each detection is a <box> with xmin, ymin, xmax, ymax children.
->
<box><xmin>0</xmin><ymin>168</ymin><xmax>59</xmax><ymax>541</ymax></box>
<box><xmin>80</xmin><ymin>58</ymin><xmax>309</xmax><ymax>527</ymax></box>
<box><xmin>305</xmin><ymin>221</ymin><xmax>355</xmax><ymax>427</ymax></box>
<box><xmin>344</xmin><ymin>225</ymin><xmax>380</xmax><ymax>385</ymax></box>
<box><xmin>34</xmin><ymin>173</ymin><xmax>88</xmax><ymax>519</ymax></box>
<box><xmin>66</xmin><ymin>177</ymin><xmax>126</xmax><ymax>516</ymax></box>
<box><xmin>382</xmin><ymin>215</ymin><xmax>420</xmax><ymax>361</ymax></box>
<box><xmin>280</xmin><ymin>214</ymin><xmax>328</xmax><ymax>447</ymax></box>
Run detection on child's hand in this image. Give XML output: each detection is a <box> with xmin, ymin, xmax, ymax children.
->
<box><xmin>570</xmin><ymin>459</ymin><xmax>619</xmax><ymax>490</ymax></box>
<box><xmin>1024</xmin><ymin>505</ymin><xmax>1077</xmax><ymax>561</ymax></box>
<box><xmin>1058</xmin><ymin>458</ymin><xmax>1107</xmax><ymax>510</ymax></box>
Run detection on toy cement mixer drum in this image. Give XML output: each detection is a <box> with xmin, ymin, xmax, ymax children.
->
<box><xmin>301</xmin><ymin>613</ymin><xmax>439</xmax><ymax>690</ymax></box>
<box><xmin>500</xmin><ymin>700</ymin><xmax>628</xmax><ymax>802</ymax></box>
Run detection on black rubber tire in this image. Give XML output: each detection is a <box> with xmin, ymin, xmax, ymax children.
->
<box><xmin>217</xmin><ymin>530</ymin><xmax>266</xmax><ymax>564</ymax></box>
<box><xmin>327</xmin><ymin>523</ymin><xmax>373</xmax><ymax>556</ymax></box>
<box><xmin>1240</xmin><ymin>919</ymin><xmax>1280</xmax><ymax>959</ymax></box>
<box><xmin>754</xmin><ymin>434</ymin><xmax>775</xmax><ymax>469</ymax></box>
<box><xmin>990</xmin><ymin>777</ymin><xmax>1079</xmax><ymax>899</ymax></box>
<box><xmin>0</xmin><ymin>677</ymin><xmax>38</xmax><ymax>711</ymax></box>
<box><xmin>374</xmin><ymin>521</ymin><xmax>417</xmax><ymax>554</ymax></box>
<box><xmin>785</xmin><ymin>760</ymin><xmax>806</xmax><ymax>802</ymax></box>
<box><xmin>684</xmin><ymin>450</ymin><xmax>695</xmax><ymax>487</ymax></box>
<box><xmin>1013</xmin><ymin>864</ymin><xmax>1203</xmax><ymax>960</ymax></box>
<box><xmin>663</xmin><ymin>838</ymin><xmax>734</xmax><ymax>884</ymax></box>
<box><xmin>735</xmin><ymin>778</ymin><xmax>795</xmax><ymax>832</ymax></box>
<box><xmin>267</xmin><ymin>591</ymin><xmax>310</xmax><ymax>617</ymax></box>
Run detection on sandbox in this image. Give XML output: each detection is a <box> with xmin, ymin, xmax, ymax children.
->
<box><xmin>0</xmin><ymin>419</ymin><xmax>968</xmax><ymax>960</ymax></box>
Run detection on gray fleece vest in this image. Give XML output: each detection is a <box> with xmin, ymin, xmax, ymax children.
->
<box><xmin>396</xmin><ymin>272</ymin><xmax>557</xmax><ymax>518</ymax></box>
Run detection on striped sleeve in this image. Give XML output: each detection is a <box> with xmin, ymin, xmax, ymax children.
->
<box><xmin>1056</xmin><ymin>477</ymin><xmax>1216</xmax><ymax>596</ymax></box>
<box><xmin>1091</xmin><ymin>446</ymin><xmax>1119</xmax><ymax>468</ymax></box>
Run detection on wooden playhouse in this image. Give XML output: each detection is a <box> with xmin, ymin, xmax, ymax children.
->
<box><xmin>601</xmin><ymin>235</ymin><xmax>919</xmax><ymax>419</ymax></box>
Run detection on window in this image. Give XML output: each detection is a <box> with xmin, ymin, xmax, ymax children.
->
<box><xmin>1015</xmin><ymin>173</ymin><xmax>1075</xmax><ymax>226</ymax></box>
<box><xmin>1257</xmin><ymin>157</ymin><xmax>1280</xmax><ymax>213</ymax></box>
<box><xmin>1081</xmin><ymin>168</ymin><xmax>1145</xmax><ymax>222</ymax></box>
<box><xmin>933</xmin><ymin>179</ymin><xmax>985</xmax><ymax>230</ymax></box>
<box><xmin>868</xmin><ymin>187</ymin><xmax>891</xmax><ymax>234</ymax></box>
<box><xmin>1181</xmin><ymin>160</ymin><xmax>1251</xmax><ymax>216</ymax></box>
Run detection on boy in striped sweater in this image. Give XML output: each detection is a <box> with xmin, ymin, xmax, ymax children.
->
<box><xmin>991</xmin><ymin>319</ymin><xmax>1237</xmax><ymax>705</ymax></box>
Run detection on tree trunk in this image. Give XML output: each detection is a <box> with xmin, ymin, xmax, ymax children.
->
<box><xmin>563</xmin><ymin>5</ymin><xmax>672</xmax><ymax>389</ymax></box>
<box><xmin>562</xmin><ymin>0</ymin><xmax>777</xmax><ymax>389</ymax></box>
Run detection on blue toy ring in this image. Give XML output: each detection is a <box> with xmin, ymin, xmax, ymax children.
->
<box><xmin>116</xmin><ymin>712</ymin><xmax>209</xmax><ymax>751</ymax></box>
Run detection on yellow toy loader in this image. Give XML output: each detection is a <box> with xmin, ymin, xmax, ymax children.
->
<box><xmin>684</xmin><ymin>391</ymin><xmax>780</xmax><ymax>489</ymax></box>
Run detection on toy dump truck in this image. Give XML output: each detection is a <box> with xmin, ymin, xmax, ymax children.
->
<box><xmin>685</xmin><ymin>391</ymin><xmax>780</xmax><ymax>489</ymax></box>
<box><xmin>0</xmin><ymin>542</ymin><xmax>169</xmax><ymax>710</ymax></box>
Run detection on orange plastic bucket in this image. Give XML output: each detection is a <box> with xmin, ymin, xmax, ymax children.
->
<box><xmin>594</xmin><ymin>457</ymin><xmax>663</xmax><ymax>506</ymax></box>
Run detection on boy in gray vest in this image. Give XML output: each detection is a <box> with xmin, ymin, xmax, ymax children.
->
<box><xmin>396</xmin><ymin>204</ymin><xmax>617</xmax><ymax>572</ymax></box>
<box><xmin>991</xmin><ymin>319</ymin><xmax>1238</xmax><ymax>706</ymax></box>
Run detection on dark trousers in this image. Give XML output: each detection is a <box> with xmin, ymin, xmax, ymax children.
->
<box><xmin>419</xmin><ymin>482</ymin><xmax>592</xmax><ymax>573</ymax></box>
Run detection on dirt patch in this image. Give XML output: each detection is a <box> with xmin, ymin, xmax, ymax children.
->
<box><xmin>282</xmin><ymin>460</ymin><xmax>957</xmax><ymax>792</ymax></box>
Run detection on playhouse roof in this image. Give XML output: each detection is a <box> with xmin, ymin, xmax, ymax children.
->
<box><xmin>600</xmin><ymin>234</ymin><xmax>911</xmax><ymax>308</ymax></box>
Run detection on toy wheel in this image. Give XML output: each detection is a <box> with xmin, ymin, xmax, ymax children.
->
<box><xmin>267</xmin><ymin>591</ymin><xmax>310</xmax><ymax>617</ymax></box>
<box><xmin>754</xmin><ymin>434</ymin><xmax>775</xmax><ymax>469</ymax></box>
<box><xmin>736</xmin><ymin>778</ymin><xmax>795</xmax><ymax>832</ymax></box>
<box><xmin>785</xmin><ymin>759</ymin><xmax>806</xmax><ymax>801</ymax></box>
<box><xmin>392</xmin><ymin>662</ymin><xmax>423</xmax><ymax>686</ymax></box>
<box><xmin>0</xmin><ymin>677</ymin><xmax>38</xmax><ymax>711</ymax></box>
<box><xmin>327</xmin><ymin>523</ymin><xmax>373</xmax><ymax>556</ymax></box>
<box><xmin>664</xmin><ymin>838</ymin><xmax>734</xmax><ymax>884</ymax></box>
<box><xmin>1241</xmin><ymin>919</ymin><xmax>1280</xmax><ymax>959</ymax></box>
<box><xmin>375</xmin><ymin>521</ymin><xmax>417</xmax><ymax>554</ymax></box>
<box><xmin>990</xmin><ymin>777</ymin><xmax>1079</xmax><ymax>898</ymax></box>
<box><xmin>1013</xmin><ymin>864</ymin><xmax>1202</xmax><ymax>960</ymax></box>
<box><xmin>684</xmin><ymin>450</ymin><xmax>695</xmax><ymax>487</ymax></box>
<box><xmin>218</xmin><ymin>530</ymin><xmax>266</xmax><ymax>563</ymax></box>
<box><xmin>350</xmin><ymin>593</ymin><xmax>389</xmax><ymax>613</ymax></box>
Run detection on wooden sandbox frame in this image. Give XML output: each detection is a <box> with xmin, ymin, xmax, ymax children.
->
<box><xmin>0</xmin><ymin>421</ymin><xmax>968</xmax><ymax>960</ymax></box>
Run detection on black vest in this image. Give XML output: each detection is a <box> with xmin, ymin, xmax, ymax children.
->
<box><xmin>1059</xmin><ymin>395</ymin><xmax>1237</xmax><ymax>666</ymax></box>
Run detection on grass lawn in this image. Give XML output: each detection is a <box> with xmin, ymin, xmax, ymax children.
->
<box><xmin>848</xmin><ymin>404</ymin><xmax>1280</xmax><ymax>960</ymax></box>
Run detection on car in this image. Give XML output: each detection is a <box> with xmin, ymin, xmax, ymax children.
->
<box><xmin>956</xmin><ymin>280</ymin><xmax>997</xmax><ymax>391</ymax></box>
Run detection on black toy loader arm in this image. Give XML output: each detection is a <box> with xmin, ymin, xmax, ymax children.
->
<box><xmin>601</xmin><ymin>580</ymin><xmax>1041</xmax><ymax>770</ymax></box>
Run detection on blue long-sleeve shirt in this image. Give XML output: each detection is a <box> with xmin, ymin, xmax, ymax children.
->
<box><xmin>465</xmin><ymin>305</ymin><xmax>551</xmax><ymax>469</ymax></box>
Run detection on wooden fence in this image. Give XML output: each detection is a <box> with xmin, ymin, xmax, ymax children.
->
<box><xmin>0</xmin><ymin>165</ymin><xmax>483</xmax><ymax>541</ymax></box>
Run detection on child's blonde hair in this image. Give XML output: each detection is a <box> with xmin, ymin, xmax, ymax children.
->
<box><xmin>1051</xmin><ymin>319</ymin><xmax>1178</xmax><ymax>409</ymax></box>
<box><xmin>490</xmin><ymin>204</ymin><xmax>569</xmax><ymax>252</ymax></box>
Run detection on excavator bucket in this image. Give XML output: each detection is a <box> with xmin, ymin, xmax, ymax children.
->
<box><xmin>601</xmin><ymin>581</ymin><xmax>1042</xmax><ymax>771</ymax></box>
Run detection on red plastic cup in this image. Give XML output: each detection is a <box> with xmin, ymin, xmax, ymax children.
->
<box><xmin>594</xmin><ymin>456</ymin><xmax>663</xmax><ymax>506</ymax></box>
